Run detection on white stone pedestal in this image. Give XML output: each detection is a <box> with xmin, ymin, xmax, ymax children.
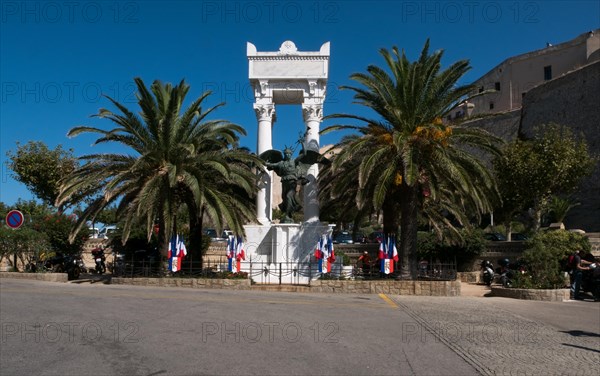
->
<box><xmin>242</xmin><ymin>222</ymin><xmax>331</xmax><ymax>284</ymax></box>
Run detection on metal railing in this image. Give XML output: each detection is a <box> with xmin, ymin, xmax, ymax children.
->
<box><xmin>109</xmin><ymin>255</ymin><xmax>457</xmax><ymax>283</ymax></box>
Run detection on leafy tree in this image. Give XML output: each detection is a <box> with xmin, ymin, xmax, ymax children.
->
<box><xmin>57</xmin><ymin>78</ymin><xmax>260</xmax><ymax>269</ymax></box>
<box><xmin>11</xmin><ymin>199</ymin><xmax>53</xmax><ymax>222</ymax></box>
<box><xmin>32</xmin><ymin>213</ymin><xmax>88</xmax><ymax>255</ymax></box>
<box><xmin>0</xmin><ymin>224</ymin><xmax>50</xmax><ymax>271</ymax></box>
<box><xmin>323</xmin><ymin>40</ymin><xmax>502</xmax><ymax>278</ymax></box>
<box><xmin>493</xmin><ymin>124</ymin><xmax>595</xmax><ymax>232</ymax></box>
<box><xmin>6</xmin><ymin>141</ymin><xmax>78</xmax><ymax>206</ymax></box>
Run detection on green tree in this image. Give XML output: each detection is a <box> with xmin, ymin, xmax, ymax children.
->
<box><xmin>6</xmin><ymin>141</ymin><xmax>78</xmax><ymax>206</ymax></box>
<box><xmin>32</xmin><ymin>213</ymin><xmax>88</xmax><ymax>256</ymax></box>
<box><xmin>493</xmin><ymin>124</ymin><xmax>595</xmax><ymax>232</ymax></box>
<box><xmin>323</xmin><ymin>40</ymin><xmax>502</xmax><ymax>279</ymax></box>
<box><xmin>0</xmin><ymin>224</ymin><xmax>50</xmax><ymax>271</ymax></box>
<box><xmin>56</xmin><ymin>78</ymin><xmax>260</xmax><ymax>268</ymax></box>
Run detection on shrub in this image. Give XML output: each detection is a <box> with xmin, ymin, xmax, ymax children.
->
<box><xmin>513</xmin><ymin>230</ymin><xmax>590</xmax><ymax>289</ymax></box>
<box><xmin>417</xmin><ymin>228</ymin><xmax>487</xmax><ymax>271</ymax></box>
<box><xmin>335</xmin><ymin>251</ymin><xmax>351</xmax><ymax>266</ymax></box>
<box><xmin>33</xmin><ymin>213</ymin><xmax>88</xmax><ymax>255</ymax></box>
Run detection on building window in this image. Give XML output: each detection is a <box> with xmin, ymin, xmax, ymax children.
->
<box><xmin>489</xmin><ymin>102</ymin><xmax>494</xmax><ymax>110</ymax></box>
<box><xmin>544</xmin><ymin>65</ymin><xmax>552</xmax><ymax>81</ymax></box>
<box><xmin>479</xmin><ymin>86</ymin><xmax>484</xmax><ymax>93</ymax></box>
<box><xmin>495</xmin><ymin>82</ymin><xmax>501</xmax><ymax>91</ymax></box>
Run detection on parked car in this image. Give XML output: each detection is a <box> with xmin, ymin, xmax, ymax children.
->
<box><xmin>510</xmin><ymin>233</ymin><xmax>528</xmax><ymax>241</ymax></box>
<box><xmin>203</xmin><ymin>228</ymin><xmax>219</xmax><ymax>240</ymax></box>
<box><xmin>98</xmin><ymin>225</ymin><xmax>117</xmax><ymax>239</ymax></box>
<box><xmin>88</xmin><ymin>227</ymin><xmax>100</xmax><ymax>239</ymax></box>
<box><xmin>332</xmin><ymin>231</ymin><xmax>354</xmax><ymax>244</ymax></box>
<box><xmin>484</xmin><ymin>232</ymin><xmax>507</xmax><ymax>241</ymax></box>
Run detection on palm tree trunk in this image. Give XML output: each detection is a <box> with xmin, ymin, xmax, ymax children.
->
<box><xmin>400</xmin><ymin>184</ymin><xmax>419</xmax><ymax>280</ymax></box>
<box><xmin>188</xmin><ymin>206</ymin><xmax>205</xmax><ymax>272</ymax></box>
<box><xmin>157</xmin><ymin>211</ymin><xmax>169</xmax><ymax>260</ymax></box>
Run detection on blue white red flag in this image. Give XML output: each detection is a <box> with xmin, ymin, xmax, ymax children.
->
<box><xmin>389</xmin><ymin>235</ymin><xmax>398</xmax><ymax>262</ymax></box>
<box><xmin>226</xmin><ymin>235</ymin><xmax>235</xmax><ymax>259</ymax></box>
<box><xmin>378</xmin><ymin>237</ymin><xmax>385</xmax><ymax>260</ymax></box>
<box><xmin>235</xmin><ymin>236</ymin><xmax>245</xmax><ymax>261</ymax></box>
<box><xmin>314</xmin><ymin>236</ymin><xmax>324</xmax><ymax>260</ymax></box>
<box><xmin>327</xmin><ymin>234</ymin><xmax>335</xmax><ymax>263</ymax></box>
<box><xmin>168</xmin><ymin>235</ymin><xmax>187</xmax><ymax>272</ymax></box>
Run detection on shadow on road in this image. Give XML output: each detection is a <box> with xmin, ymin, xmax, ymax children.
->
<box><xmin>560</xmin><ymin>330</ymin><xmax>600</xmax><ymax>338</ymax></box>
<box><xmin>69</xmin><ymin>274</ymin><xmax>112</xmax><ymax>284</ymax></box>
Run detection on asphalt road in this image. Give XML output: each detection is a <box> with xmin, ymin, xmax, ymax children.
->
<box><xmin>1</xmin><ymin>279</ymin><xmax>599</xmax><ymax>376</ymax></box>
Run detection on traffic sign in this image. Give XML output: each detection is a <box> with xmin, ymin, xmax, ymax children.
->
<box><xmin>5</xmin><ymin>210</ymin><xmax>24</xmax><ymax>229</ymax></box>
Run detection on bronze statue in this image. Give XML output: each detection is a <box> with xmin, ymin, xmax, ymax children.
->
<box><xmin>260</xmin><ymin>142</ymin><xmax>329</xmax><ymax>223</ymax></box>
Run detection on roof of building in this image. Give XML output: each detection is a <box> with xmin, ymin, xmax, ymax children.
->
<box><xmin>473</xmin><ymin>29</ymin><xmax>599</xmax><ymax>83</ymax></box>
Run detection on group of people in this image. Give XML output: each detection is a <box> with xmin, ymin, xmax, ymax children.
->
<box><xmin>569</xmin><ymin>249</ymin><xmax>600</xmax><ymax>301</ymax></box>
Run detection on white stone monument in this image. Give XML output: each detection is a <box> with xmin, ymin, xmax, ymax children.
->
<box><xmin>242</xmin><ymin>41</ymin><xmax>333</xmax><ymax>283</ymax></box>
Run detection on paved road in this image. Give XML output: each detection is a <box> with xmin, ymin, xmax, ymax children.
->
<box><xmin>0</xmin><ymin>279</ymin><xmax>598</xmax><ymax>376</ymax></box>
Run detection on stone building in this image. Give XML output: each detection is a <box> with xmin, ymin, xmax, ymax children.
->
<box><xmin>461</xmin><ymin>30</ymin><xmax>600</xmax><ymax>232</ymax></box>
<box><xmin>465</xmin><ymin>29</ymin><xmax>599</xmax><ymax>118</ymax></box>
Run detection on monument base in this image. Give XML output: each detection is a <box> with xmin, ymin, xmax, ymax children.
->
<box><xmin>242</xmin><ymin>222</ymin><xmax>333</xmax><ymax>284</ymax></box>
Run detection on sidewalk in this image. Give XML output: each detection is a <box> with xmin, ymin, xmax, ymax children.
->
<box><xmin>460</xmin><ymin>282</ymin><xmax>492</xmax><ymax>297</ymax></box>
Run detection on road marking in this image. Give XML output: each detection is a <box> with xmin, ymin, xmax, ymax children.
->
<box><xmin>378</xmin><ymin>293</ymin><xmax>398</xmax><ymax>308</ymax></box>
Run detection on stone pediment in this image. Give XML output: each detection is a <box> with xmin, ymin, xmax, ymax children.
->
<box><xmin>247</xmin><ymin>41</ymin><xmax>330</xmax><ymax>80</ymax></box>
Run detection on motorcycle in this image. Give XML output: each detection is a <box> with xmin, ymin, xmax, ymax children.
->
<box><xmin>496</xmin><ymin>258</ymin><xmax>515</xmax><ymax>287</ymax></box>
<box><xmin>91</xmin><ymin>248</ymin><xmax>106</xmax><ymax>274</ymax></box>
<box><xmin>44</xmin><ymin>253</ymin><xmax>83</xmax><ymax>280</ymax></box>
<box><xmin>480</xmin><ymin>260</ymin><xmax>494</xmax><ymax>286</ymax></box>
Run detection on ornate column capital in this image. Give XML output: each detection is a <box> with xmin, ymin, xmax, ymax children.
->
<box><xmin>254</xmin><ymin>103</ymin><xmax>276</xmax><ymax>122</ymax></box>
<box><xmin>301</xmin><ymin>104</ymin><xmax>323</xmax><ymax>123</ymax></box>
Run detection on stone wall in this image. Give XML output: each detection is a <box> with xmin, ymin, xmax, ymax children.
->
<box><xmin>520</xmin><ymin>61</ymin><xmax>600</xmax><ymax>231</ymax></box>
<box><xmin>111</xmin><ymin>277</ymin><xmax>252</xmax><ymax>290</ymax></box>
<box><xmin>491</xmin><ymin>286</ymin><xmax>570</xmax><ymax>302</ymax></box>
<box><xmin>309</xmin><ymin>279</ymin><xmax>461</xmax><ymax>296</ymax></box>
<box><xmin>109</xmin><ymin>277</ymin><xmax>461</xmax><ymax>296</ymax></box>
<box><xmin>0</xmin><ymin>272</ymin><xmax>68</xmax><ymax>283</ymax></box>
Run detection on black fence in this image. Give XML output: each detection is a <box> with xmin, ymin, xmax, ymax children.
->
<box><xmin>109</xmin><ymin>254</ymin><xmax>457</xmax><ymax>284</ymax></box>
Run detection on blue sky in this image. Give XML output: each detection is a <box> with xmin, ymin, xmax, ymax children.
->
<box><xmin>1</xmin><ymin>0</ymin><xmax>599</xmax><ymax>206</ymax></box>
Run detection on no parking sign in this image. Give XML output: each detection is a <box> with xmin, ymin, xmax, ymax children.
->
<box><xmin>5</xmin><ymin>210</ymin><xmax>24</xmax><ymax>229</ymax></box>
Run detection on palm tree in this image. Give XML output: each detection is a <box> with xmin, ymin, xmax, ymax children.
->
<box><xmin>323</xmin><ymin>40</ymin><xmax>502</xmax><ymax>279</ymax></box>
<box><xmin>57</xmin><ymin>78</ymin><xmax>260</xmax><ymax>267</ymax></box>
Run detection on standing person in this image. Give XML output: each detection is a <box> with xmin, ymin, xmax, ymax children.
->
<box><xmin>571</xmin><ymin>249</ymin><xmax>594</xmax><ymax>300</ymax></box>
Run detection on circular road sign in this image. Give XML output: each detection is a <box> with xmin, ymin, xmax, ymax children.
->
<box><xmin>6</xmin><ymin>210</ymin><xmax>24</xmax><ymax>229</ymax></box>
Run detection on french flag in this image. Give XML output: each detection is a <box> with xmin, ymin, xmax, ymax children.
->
<box><xmin>314</xmin><ymin>236</ymin><xmax>324</xmax><ymax>260</ymax></box>
<box><xmin>235</xmin><ymin>236</ymin><xmax>245</xmax><ymax>261</ymax></box>
<box><xmin>169</xmin><ymin>235</ymin><xmax>187</xmax><ymax>272</ymax></box>
<box><xmin>235</xmin><ymin>236</ymin><xmax>245</xmax><ymax>272</ymax></box>
<box><xmin>327</xmin><ymin>234</ymin><xmax>335</xmax><ymax>263</ymax></box>
<box><xmin>378</xmin><ymin>236</ymin><xmax>386</xmax><ymax>273</ymax></box>
<box><xmin>226</xmin><ymin>235</ymin><xmax>235</xmax><ymax>271</ymax></box>
<box><xmin>315</xmin><ymin>236</ymin><xmax>325</xmax><ymax>272</ymax></box>
<box><xmin>386</xmin><ymin>235</ymin><xmax>398</xmax><ymax>274</ymax></box>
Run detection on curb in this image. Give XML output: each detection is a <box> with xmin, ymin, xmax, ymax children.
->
<box><xmin>0</xmin><ymin>271</ymin><xmax>68</xmax><ymax>283</ymax></box>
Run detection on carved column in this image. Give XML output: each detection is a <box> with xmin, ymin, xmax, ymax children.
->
<box><xmin>254</xmin><ymin>103</ymin><xmax>275</xmax><ymax>225</ymax></box>
<box><xmin>302</xmin><ymin>103</ymin><xmax>323</xmax><ymax>223</ymax></box>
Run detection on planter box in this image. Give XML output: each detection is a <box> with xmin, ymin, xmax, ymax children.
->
<box><xmin>491</xmin><ymin>286</ymin><xmax>570</xmax><ymax>301</ymax></box>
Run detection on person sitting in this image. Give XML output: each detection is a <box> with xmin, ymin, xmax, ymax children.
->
<box><xmin>357</xmin><ymin>251</ymin><xmax>372</xmax><ymax>275</ymax></box>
